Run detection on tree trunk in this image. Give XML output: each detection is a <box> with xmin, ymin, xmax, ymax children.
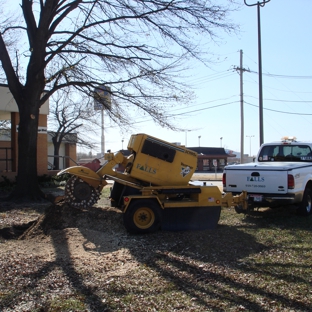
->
<box><xmin>52</xmin><ymin>137</ymin><xmax>61</xmax><ymax>170</ymax></box>
<box><xmin>8</xmin><ymin>99</ymin><xmax>45</xmax><ymax>201</ymax></box>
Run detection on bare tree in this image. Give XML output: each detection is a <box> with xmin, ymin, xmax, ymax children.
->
<box><xmin>0</xmin><ymin>0</ymin><xmax>238</xmax><ymax>200</ymax></box>
<box><xmin>48</xmin><ymin>89</ymin><xmax>99</xmax><ymax>170</ymax></box>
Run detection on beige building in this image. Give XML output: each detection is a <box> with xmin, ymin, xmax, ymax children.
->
<box><xmin>0</xmin><ymin>84</ymin><xmax>76</xmax><ymax>181</ymax></box>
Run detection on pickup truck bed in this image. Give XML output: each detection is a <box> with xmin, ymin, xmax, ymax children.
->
<box><xmin>223</xmin><ymin>137</ymin><xmax>312</xmax><ymax>216</ymax></box>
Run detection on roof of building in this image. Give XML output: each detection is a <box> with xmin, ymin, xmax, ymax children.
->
<box><xmin>120</xmin><ymin>149</ymin><xmax>131</xmax><ymax>156</ymax></box>
<box><xmin>188</xmin><ymin>147</ymin><xmax>229</xmax><ymax>156</ymax></box>
<box><xmin>120</xmin><ymin>147</ymin><xmax>235</xmax><ymax>158</ymax></box>
<box><xmin>48</xmin><ymin>131</ymin><xmax>78</xmax><ymax>143</ymax></box>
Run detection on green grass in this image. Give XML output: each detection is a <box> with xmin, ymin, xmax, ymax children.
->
<box><xmin>0</xmin><ymin>204</ymin><xmax>311</xmax><ymax>311</ymax></box>
<box><xmin>47</xmin><ymin>294</ymin><xmax>87</xmax><ymax>311</ymax></box>
<box><xmin>101</xmin><ymin>186</ymin><xmax>111</xmax><ymax>198</ymax></box>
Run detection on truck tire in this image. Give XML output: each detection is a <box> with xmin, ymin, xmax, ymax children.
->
<box><xmin>297</xmin><ymin>187</ymin><xmax>312</xmax><ymax>216</ymax></box>
<box><xmin>65</xmin><ymin>176</ymin><xmax>100</xmax><ymax>209</ymax></box>
<box><xmin>123</xmin><ymin>200</ymin><xmax>162</xmax><ymax>234</ymax></box>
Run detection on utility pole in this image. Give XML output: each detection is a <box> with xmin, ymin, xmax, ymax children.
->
<box><xmin>101</xmin><ymin>107</ymin><xmax>105</xmax><ymax>156</ymax></box>
<box><xmin>94</xmin><ymin>85</ymin><xmax>112</xmax><ymax>157</ymax></box>
<box><xmin>246</xmin><ymin>135</ymin><xmax>255</xmax><ymax>156</ymax></box>
<box><xmin>234</xmin><ymin>50</ymin><xmax>249</xmax><ymax>164</ymax></box>
<box><xmin>244</xmin><ymin>0</ymin><xmax>271</xmax><ymax>146</ymax></box>
<box><xmin>239</xmin><ymin>50</ymin><xmax>244</xmax><ymax>164</ymax></box>
<box><xmin>185</xmin><ymin>130</ymin><xmax>191</xmax><ymax>146</ymax></box>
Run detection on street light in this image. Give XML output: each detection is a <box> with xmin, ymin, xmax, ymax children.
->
<box><xmin>198</xmin><ymin>135</ymin><xmax>201</xmax><ymax>147</ymax></box>
<box><xmin>121</xmin><ymin>138</ymin><xmax>124</xmax><ymax>150</ymax></box>
<box><xmin>246</xmin><ymin>135</ymin><xmax>255</xmax><ymax>156</ymax></box>
<box><xmin>220</xmin><ymin>137</ymin><xmax>223</xmax><ymax>147</ymax></box>
<box><xmin>185</xmin><ymin>130</ymin><xmax>191</xmax><ymax>146</ymax></box>
<box><xmin>244</xmin><ymin>0</ymin><xmax>270</xmax><ymax>146</ymax></box>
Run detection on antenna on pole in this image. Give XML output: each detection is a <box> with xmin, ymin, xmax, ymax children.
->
<box><xmin>93</xmin><ymin>85</ymin><xmax>112</xmax><ymax>156</ymax></box>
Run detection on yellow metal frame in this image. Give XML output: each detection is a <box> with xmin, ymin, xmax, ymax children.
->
<box><xmin>122</xmin><ymin>185</ymin><xmax>248</xmax><ymax>212</ymax></box>
<box><xmin>58</xmin><ymin>134</ymin><xmax>199</xmax><ymax>189</ymax></box>
<box><xmin>58</xmin><ymin>150</ymin><xmax>139</xmax><ymax>188</ymax></box>
<box><xmin>58</xmin><ymin>166</ymin><xmax>106</xmax><ymax>189</ymax></box>
<box><xmin>57</xmin><ymin>133</ymin><xmax>248</xmax><ymax>214</ymax></box>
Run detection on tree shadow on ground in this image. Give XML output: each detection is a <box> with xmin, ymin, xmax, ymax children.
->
<box><xmin>1</xmin><ymin>202</ymin><xmax>311</xmax><ymax>311</ymax></box>
<box><xmin>240</xmin><ymin>205</ymin><xmax>312</xmax><ymax>230</ymax></box>
<box><xmin>44</xmin><ymin>204</ymin><xmax>312</xmax><ymax>310</ymax></box>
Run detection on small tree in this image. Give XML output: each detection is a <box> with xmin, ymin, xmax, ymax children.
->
<box><xmin>48</xmin><ymin>90</ymin><xmax>99</xmax><ymax>170</ymax></box>
<box><xmin>0</xmin><ymin>0</ymin><xmax>238</xmax><ymax>200</ymax></box>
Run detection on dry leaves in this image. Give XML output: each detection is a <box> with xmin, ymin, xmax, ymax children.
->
<box><xmin>0</xmin><ymin>194</ymin><xmax>311</xmax><ymax>311</ymax></box>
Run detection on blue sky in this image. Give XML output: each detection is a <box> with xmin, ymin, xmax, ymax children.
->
<box><xmin>89</xmin><ymin>0</ymin><xmax>312</xmax><ymax>157</ymax></box>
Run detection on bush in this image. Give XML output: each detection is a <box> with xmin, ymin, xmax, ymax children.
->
<box><xmin>0</xmin><ymin>175</ymin><xmax>16</xmax><ymax>191</ymax></box>
<box><xmin>38</xmin><ymin>173</ymin><xmax>70</xmax><ymax>188</ymax></box>
<box><xmin>0</xmin><ymin>173</ymin><xmax>71</xmax><ymax>191</ymax></box>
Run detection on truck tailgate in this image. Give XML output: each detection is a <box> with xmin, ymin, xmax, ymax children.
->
<box><xmin>224</xmin><ymin>164</ymin><xmax>289</xmax><ymax>194</ymax></box>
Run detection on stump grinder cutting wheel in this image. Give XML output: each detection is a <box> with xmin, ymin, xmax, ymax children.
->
<box><xmin>64</xmin><ymin>176</ymin><xmax>100</xmax><ymax>209</ymax></box>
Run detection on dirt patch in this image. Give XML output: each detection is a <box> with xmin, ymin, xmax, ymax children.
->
<box><xmin>1</xmin><ymin>186</ymin><xmax>311</xmax><ymax>312</ymax></box>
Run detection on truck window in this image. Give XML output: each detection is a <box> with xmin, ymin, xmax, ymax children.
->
<box><xmin>258</xmin><ymin>145</ymin><xmax>312</xmax><ymax>162</ymax></box>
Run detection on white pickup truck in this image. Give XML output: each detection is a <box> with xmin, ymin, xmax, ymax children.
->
<box><xmin>223</xmin><ymin>136</ymin><xmax>312</xmax><ymax>216</ymax></box>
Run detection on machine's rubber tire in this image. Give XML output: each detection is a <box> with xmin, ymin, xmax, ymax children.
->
<box><xmin>297</xmin><ymin>187</ymin><xmax>312</xmax><ymax>216</ymax></box>
<box><xmin>64</xmin><ymin>176</ymin><xmax>100</xmax><ymax>209</ymax></box>
<box><xmin>123</xmin><ymin>200</ymin><xmax>162</xmax><ymax>234</ymax></box>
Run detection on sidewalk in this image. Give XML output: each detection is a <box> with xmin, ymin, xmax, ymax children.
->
<box><xmin>191</xmin><ymin>172</ymin><xmax>222</xmax><ymax>181</ymax></box>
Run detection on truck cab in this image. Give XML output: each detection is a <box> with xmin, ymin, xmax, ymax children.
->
<box><xmin>257</xmin><ymin>137</ymin><xmax>312</xmax><ymax>163</ymax></box>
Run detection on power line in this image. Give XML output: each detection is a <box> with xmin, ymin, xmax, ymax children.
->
<box><xmin>166</xmin><ymin>95</ymin><xmax>239</xmax><ymax>113</ymax></box>
<box><xmin>245</xmin><ymin>95</ymin><xmax>312</xmax><ymax>103</ymax></box>
<box><xmin>105</xmin><ymin>100</ymin><xmax>240</xmax><ymax>129</ymax></box>
<box><xmin>188</xmin><ymin>71</ymin><xmax>236</xmax><ymax>86</ymax></box>
<box><xmin>250</xmin><ymin>83</ymin><xmax>312</xmax><ymax>94</ymax></box>
<box><xmin>166</xmin><ymin>101</ymin><xmax>239</xmax><ymax>117</ymax></box>
<box><xmin>244</xmin><ymin>53</ymin><xmax>312</xmax><ymax>79</ymax></box>
<box><xmin>245</xmin><ymin>101</ymin><xmax>312</xmax><ymax>115</ymax></box>
<box><xmin>248</xmin><ymin>70</ymin><xmax>312</xmax><ymax>79</ymax></box>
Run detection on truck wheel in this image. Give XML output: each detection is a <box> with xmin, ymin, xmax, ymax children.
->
<box><xmin>123</xmin><ymin>200</ymin><xmax>162</xmax><ymax>234</ymax></box>
<box><xmin>65</xmin><ymin>176</ymin><xmax>100</xmax><ymax>209</ymax></box>
<box><xmin>297</xmin><ymin>187</ymin><xmax>312</xmax><ymax>216</ymax></box>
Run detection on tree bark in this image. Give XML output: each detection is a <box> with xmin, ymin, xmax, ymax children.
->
<box><xmin>52</xmin><ymin>136</ymin><xmax>61</xmax><ymax>170</ymax></box>
<box><xmin>8</xmin><ymin>97</ymin><xmax>45</xmax><ymax>200</ymax></box>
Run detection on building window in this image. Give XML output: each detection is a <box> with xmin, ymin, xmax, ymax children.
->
<box><xmin>203</xmin><ymin>159</ymin><xmax>209</xmax><ymax>166</ymax></box>
<box><xmin>203</xmin><ymin>158</ymin><xmax>209</xmax><ymax>171</ymax></box>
